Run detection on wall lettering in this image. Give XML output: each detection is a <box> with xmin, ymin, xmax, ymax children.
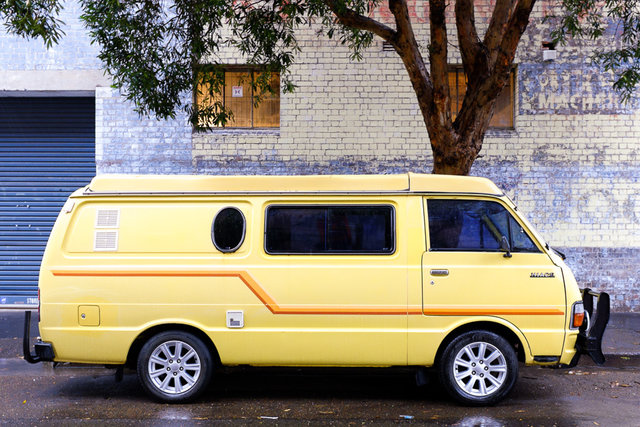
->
<box><xmin>519</xmin><ymin>63</ymin><xmax>639</xmax><ymax>115</ymax></box>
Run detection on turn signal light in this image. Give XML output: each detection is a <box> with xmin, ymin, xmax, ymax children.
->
<box><xmin>571</xmin><ymin>302</ymin><xmax>584</xmax><ymax>329</ymax></box>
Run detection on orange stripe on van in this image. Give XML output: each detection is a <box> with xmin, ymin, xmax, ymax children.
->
<box><xmin>422</xmin><ymin>307</ymin><xmax>564</xmax><ymax>316</ymax></box>
<box><xmin>51</xmin><ymin>269</ymin><xmax>564</xmax><ymax>316</ymax></box>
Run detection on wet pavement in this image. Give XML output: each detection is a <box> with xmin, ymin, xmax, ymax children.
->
<box><xmin>0</xmin><ymin>356</ymin><xmax>639</xmax><ymax>426</ymax></box>
<box><xmin>1</xmin><ymin>311</ymin><xmax>639</xmax><ymax>425</ymax></box>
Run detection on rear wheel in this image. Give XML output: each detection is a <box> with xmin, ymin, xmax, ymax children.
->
<box><xmin>137</xmin><ymin>331</ymin><xmax>213</xmax><ymax>403</ymax></box>
<box><xmin>439</xmin><ymin>330</ymin><xmax>518</xmax><ymax>406</ymax></box>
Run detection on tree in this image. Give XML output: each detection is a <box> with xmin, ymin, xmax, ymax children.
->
<box><xmin>1</xmin><ymin>0</ymin><xmax>64</xmax><ymax>46</ymax></box>
<box><xmin>4</xmin><ymin>1</ymin><xmax>639</xmax><ymax>175</ymax></box>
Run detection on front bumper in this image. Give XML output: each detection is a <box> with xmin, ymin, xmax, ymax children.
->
<box><xmin>570</xmin><ymin>288</ymin><xmax>610</xmax><ymax>367</ymax></box>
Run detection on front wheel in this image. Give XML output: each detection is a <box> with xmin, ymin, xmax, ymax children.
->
<box><xmin>137</xmin><ymin>331</ymin><xmax>213</xmax><ymax>403</ymax></box>
<box><xmin>438</xmin><ymin>330</ymin><xmax>518</xmax><ymax>406</ymax></box>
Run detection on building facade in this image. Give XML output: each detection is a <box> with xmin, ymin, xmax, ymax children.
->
<box><xmin>1</xmin><ymin>1</ymin><xmax>638</xmax><ymax>311</ymax></box>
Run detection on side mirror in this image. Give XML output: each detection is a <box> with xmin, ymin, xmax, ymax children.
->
<box><xmin>500</xmin><ymin>236</ymin><xmax>512</xmax><ymax>258</ymax></box>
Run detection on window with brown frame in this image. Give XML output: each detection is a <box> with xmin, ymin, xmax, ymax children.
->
<box><xmin>197</xmin><ymin>69</ymin><xmax>280</xmax><ymax>128</ymax></box>
<box><xmin>448</xmin><ymin>67</ymin><xmax>515</xmax><ymax>129</ymax></box>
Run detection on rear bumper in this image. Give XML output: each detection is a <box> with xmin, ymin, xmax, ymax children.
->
<box><xmin>569</xmin><ymin>289</ymin><xmax>610</xmax><ymax>367</ymax></box>
<box><xmin>23</xmin><ymin>311</ymin><xmax>54</xmax><ymax>363</ymax></box>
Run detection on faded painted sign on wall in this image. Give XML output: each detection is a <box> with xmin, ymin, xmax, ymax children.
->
<box><xmin>519</xmin><ymin>63</ymin><xmax>639</xmax><ymax>115</ymax></box>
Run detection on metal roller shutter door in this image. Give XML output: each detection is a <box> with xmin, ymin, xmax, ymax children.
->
<box><xmin>0</xmin><ymin>97</ymin><xmax>95</xmax><ymax>308</ymax></box>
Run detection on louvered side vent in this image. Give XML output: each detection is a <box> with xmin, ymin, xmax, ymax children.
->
<box><xmin>95</xmin><ymin>209</ymin><xmax>120</xmax><ymax>228</ymax></box>
<box><xmin>94</xmin><ymin>231</ymin><xmax>118</xmax><ymax>252</ymax></box>
<box><xmin>382</xmin><ymin>41</ymin><xmax>394</xmax><ymax>51</ymax></box>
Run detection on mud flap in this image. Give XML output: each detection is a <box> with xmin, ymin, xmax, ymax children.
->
<box><xmin>23</xmin><ymin>311</ymin><xmax>54</xmax><ymax>363</ymax></box>
<box><xmin>570</xmin><ymin>289</ymin><xmax>610</xmax><ymax>367</ymax></box>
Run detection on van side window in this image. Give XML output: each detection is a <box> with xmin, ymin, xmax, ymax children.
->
<box><xmin>265</xmin><ymin>206</ymin><xmax>394</xmax><ymax>254</ymax></box>
<box><xmin>427</xmin><ymin>200</ymin><xmax>539</xmax><ymax>252</ymax></box>
<box><xmin>212</xmin><ymin>207</ymin><xmax>246</xmax><ymax>252</ymax></box>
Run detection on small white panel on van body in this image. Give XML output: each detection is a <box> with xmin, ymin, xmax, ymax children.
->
<box><xmin>95</xmin><ymin>209</ymin><xmax>120</xmax><ymax>228</ymax></box>
<box><xmin>226</xmin><ymin>311</ymin><xmax>244</xmax><ymax>328</ymax></box>
<box><xmin>94</xmin><ymin>231</ymin><xmax>118</xmax><ymax>251</ymax></box>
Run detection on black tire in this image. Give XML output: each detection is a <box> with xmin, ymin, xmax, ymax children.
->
<box><xmin>438</xmin><ymin>330</ymin><xmax>518</xmax><ymax>406</ymax></box>
<box><xmin>137</xmin><ymin>331</ymin><xmax>213</xmax><ymax>403</ymax></box>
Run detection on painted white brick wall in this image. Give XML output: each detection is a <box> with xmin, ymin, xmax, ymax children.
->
<box><xmin>96</xmin><ymin>87</ymin><xmax>193</xmax><ymax>174</ymax></box>
<box><xmin>0</xmin><ymin>0</ymin><xmax>101</xmax><ymax>71</ymax></box>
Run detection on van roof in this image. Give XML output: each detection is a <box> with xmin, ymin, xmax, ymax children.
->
<box><xmin>84</xmin><ymin>173</ymin><xmax>503</xmax><ymax>195</ymax></box>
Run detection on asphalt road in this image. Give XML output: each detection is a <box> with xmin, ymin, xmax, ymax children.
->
<box><xmin>2</xmin><ymin>311</ymin><xmax>639</xmax><ymax>425</ymax></box>
<box><xmin>0</xmin><ymin>355</ymin><xmax>639</xmax><ymax>426</ymax></box>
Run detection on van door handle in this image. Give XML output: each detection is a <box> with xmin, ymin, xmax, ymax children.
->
<box><xmin>430</xmin><ymin>269</ymin><xmax>449</xmax><ymax>277</ymax></box>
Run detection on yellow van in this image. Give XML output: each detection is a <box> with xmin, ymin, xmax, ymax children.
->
<box><xmin>24</xmin><ymin>173</ymin><xmax>609</xmax><ymax>405</ymax></box>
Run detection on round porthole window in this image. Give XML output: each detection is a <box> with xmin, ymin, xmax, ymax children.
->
<box><xmin>212</xmin><ymin>207</ymin><xmax>246</xmax><ymax>253</ymax></box>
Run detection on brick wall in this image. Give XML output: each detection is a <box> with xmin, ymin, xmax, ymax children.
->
<box><xmin>96</xmin><ymin>87</ymin><xmax>193</xmax><ymax>174</ymax></box>
<box><xmin>0</xmin><ymin>0</ymin><xmax>101</xmax><ymax>71</ymax></box>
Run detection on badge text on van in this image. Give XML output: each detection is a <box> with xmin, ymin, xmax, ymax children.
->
<box><xmin>530</xmin><ymin>272</ymin><xmax>555</xmax><ymax>278</ymax></box>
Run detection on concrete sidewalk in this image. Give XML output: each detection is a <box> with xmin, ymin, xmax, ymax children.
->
<box><xmin>2</xmin><ymin>310</ymin><xmax>640</xmax><ymax>356</ymax></box>
<box><xmin>601</xmin><ymin>313</ymin><xmax>640</xmax><ymax>356</ymax></box>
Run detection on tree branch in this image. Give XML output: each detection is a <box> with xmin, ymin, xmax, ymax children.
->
<box><xmin>388</xmin><ymin>0</ymin><xmax>413</xmax><ymax>45</ymax></box>
<box><xmin>483</xmin><ymin>0</ymin><xmax>514</xmax><ymax>68</ymax></box>
<box><xmin>495</xmin><ymin>0</ymin><xmax>535</xmax><ymax>75</ymax></box>
<box><xmin>428</xmin><ymin>0</ymin><xmax>452</xmax><ymax>133</ymax></box>
<box><xmin>324</xmin><ymin>0</ymin><xmax>398</xmax><ymax>45</ymax></box>
<box><xmin>455</xmin><ymin>0</ymin><xmax>485</xmax><ymax>79</ymax></box>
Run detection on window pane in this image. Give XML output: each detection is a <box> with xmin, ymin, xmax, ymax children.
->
<box><xmin>327</xmin><ymin>207</ymin><xmax>393</xmax><ymax>252</ymax></box>
<box><xmin>266</xmin><ymin>207</ymin><xmax>326</xmax><ymax>253</ymax></box>
<box><xmin>224</xmin><ymin>71</ymin><xmax>252</xmax><ymax>128</ymax></box>
<box><xmin>254</xmin><ymin>72</ymin><xmax>280</xmax><ymax>127</ymax></box>
<box><xmin>448</xmin><ymin>68</ymin><xmax>513</xmax><ymax>129</ymax></box>
<box><xmin>509</xmin><ymin>216</ymin><xmax>538</xmax><ymax>252</ymax></box>
<box><xmin>428</xmin><ymin>200</ymin><xmax>493</xmax><ymax>251</ymax></box>
<box><xmin>265</xmin><ymin>206</ymin><xmax>394</xmax><ymax>254</ymax></box>
<box><xmin>212</xmin><ymin>207</ymin><xmax>246</xmax><ymax>252</ymax></box>
<box><xmin>429</xmin><ymin>200</ymin><xmax>505</xmax><ymax>251</ymax></box>
<box><xmin>448</xmin><ymin>72</ymin><xmax>460</xmax><ymax>121</ymax></box>
<box><xmin>491</xmin><ymin>74</ymin><xmax>513</xmax><ymax>128</ymax></box>
<box><xmin>195</xmin><ymin>78</ymin><xmax>223</xmax><ymax>128</ymax></box>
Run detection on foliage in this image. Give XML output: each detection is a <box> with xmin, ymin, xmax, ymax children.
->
<box><xmin>1</xmin><ymin>0</ymin><xmax>64</xmax><ymax>46</ymax></box>
<box><xmin>552</xmin><ymin>0</ymin><xmax>640</xmax><ymax>101</ymax></box>
<box><xmin>80</xmin><ymin>0</ymin><xmax>304</xmax><ymax>127</ymax></box>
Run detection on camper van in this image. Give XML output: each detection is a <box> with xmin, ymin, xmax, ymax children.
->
<box><xmin>24</xmin><ymin>173</ymin><xmax>609</xmax><ymax>405</ymax></box>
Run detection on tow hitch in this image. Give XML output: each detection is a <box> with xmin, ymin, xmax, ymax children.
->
<box><xmin>571</xmin><ymin>289</ymin><xmax>610</xmax><ymax>367</ymax></box>
<box><xmin>23</xmin><ymin>311</ymin><xmax>54</xmax><ymax>364</ymax></box>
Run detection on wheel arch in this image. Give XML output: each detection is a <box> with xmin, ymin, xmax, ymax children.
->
<box><xmin>434</xmin><ymin>320</ymin><xmax>529</xmax><ymax>366</ymax></box>
<box><xmin>126</xmin><ymin>323</ymin><xmax>221</xmax><ymax>370</ymax></box>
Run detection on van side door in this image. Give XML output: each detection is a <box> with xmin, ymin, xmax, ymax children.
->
<box><xmin>241</xmin><ymin>200</ymin><xmax>408</xmax><ymax>366</ymax></box>
<box><xmin>421</xmin><ymin>197</ymin><xmax>566</xmax><ymax>358</ymax></box>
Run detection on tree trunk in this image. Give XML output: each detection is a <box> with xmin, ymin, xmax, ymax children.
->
<box><xmin>429</xmin><ymin>116</ymin><xmax>490</xmax><ymax>175</ymax></box>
